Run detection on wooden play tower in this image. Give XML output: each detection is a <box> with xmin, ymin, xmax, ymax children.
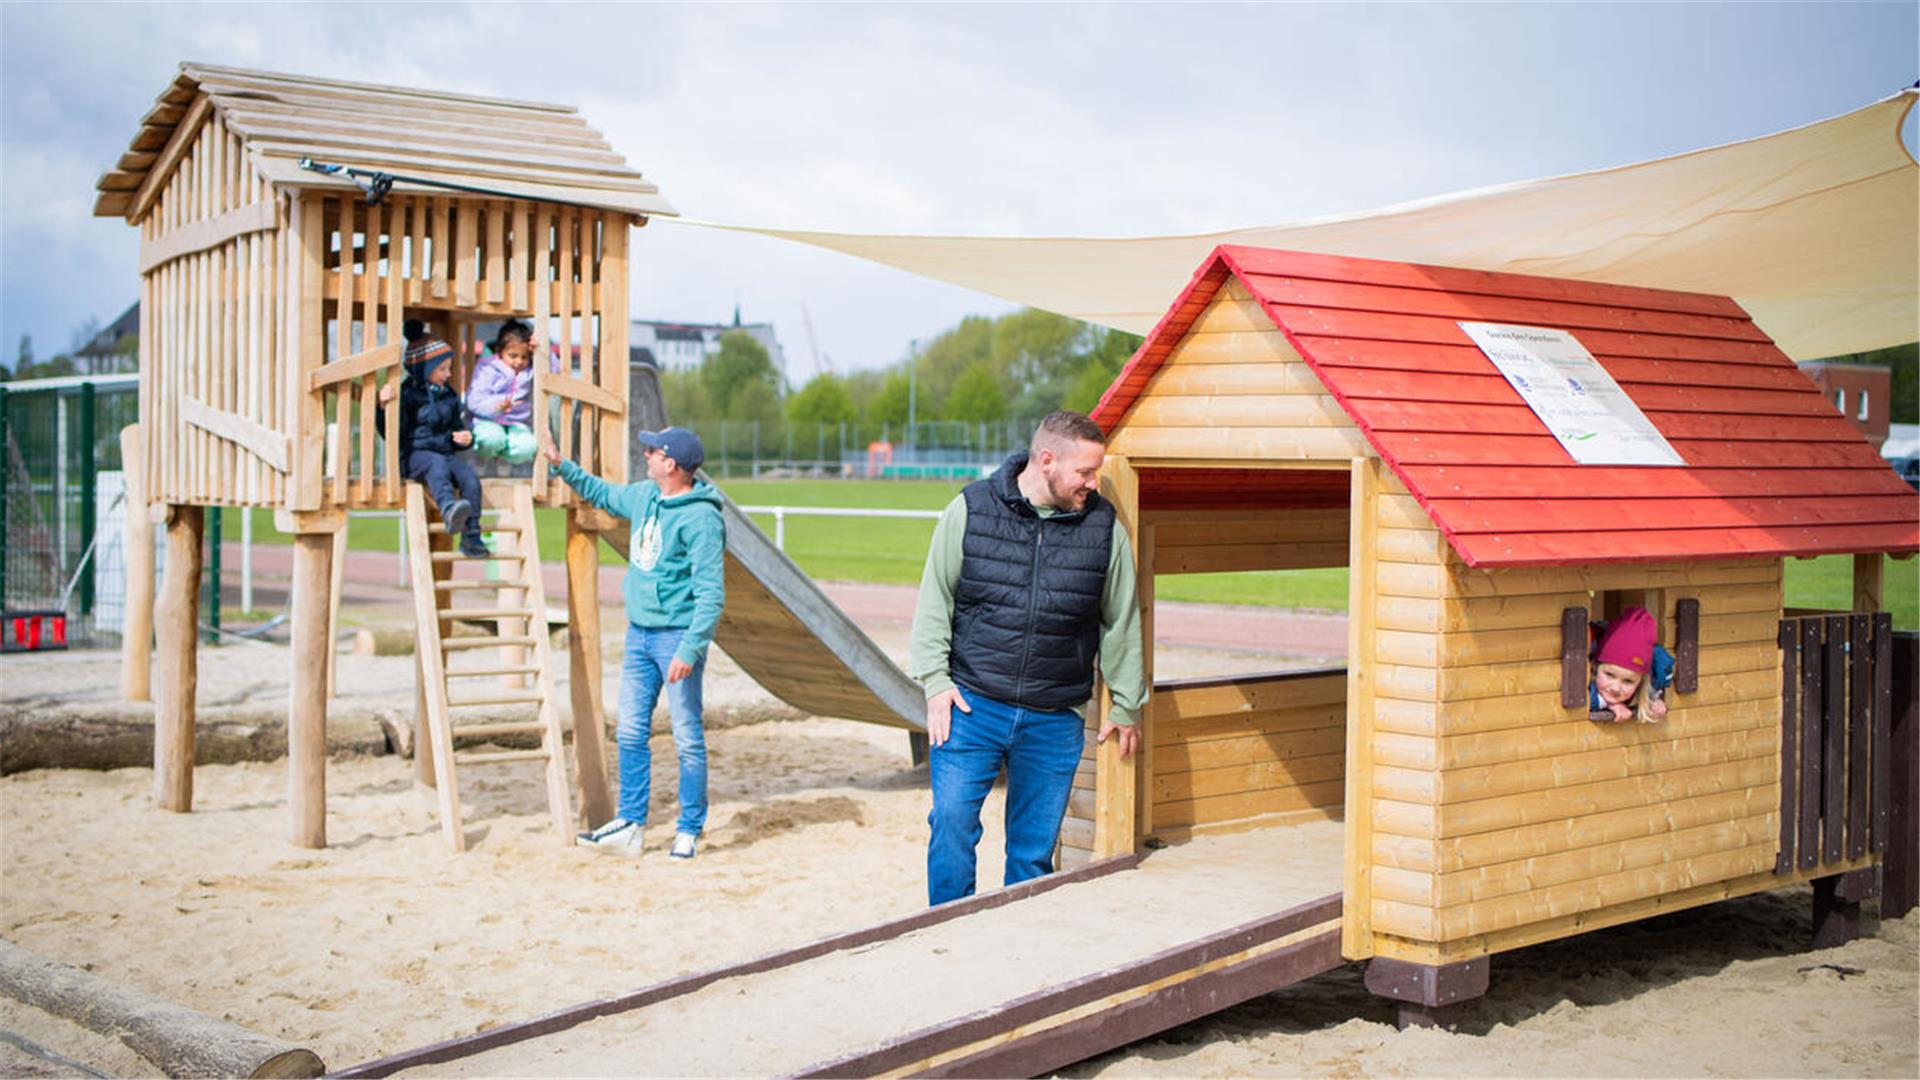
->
<box><xmin>96</xmin><ymin>63</ymin><xmax>676</xmax><ymax>847</ymax></box>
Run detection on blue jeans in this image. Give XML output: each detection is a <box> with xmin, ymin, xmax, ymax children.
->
<box><xmin>926</xmin><ymin>690</ymin><xmax>1085</xmax><ymax>906</ymax></box>
<box><xmin>616</xmin><ymin>625</ymin><xmax>707</xmax><ymax>834</ymax></box>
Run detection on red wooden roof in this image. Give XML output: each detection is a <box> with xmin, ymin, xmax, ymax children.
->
<box><xmin>1092</xmin><ymin>245</ymin><xmax>1920</xmax><ymax>568</ymax></box>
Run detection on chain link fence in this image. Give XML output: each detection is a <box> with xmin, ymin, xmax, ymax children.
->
<box><xmin>696</xmin><ymin>418</ymin><xmax>1034</xmax><ymax>480</ymax></box>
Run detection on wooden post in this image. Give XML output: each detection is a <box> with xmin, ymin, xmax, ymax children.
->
<box><xmin>119</xmin><ymin>425</ymin><xmax>154</xmax><ymax>702</ymax></box>
<box><xmin>1887</xmin><ymin>630</ymin><xmax>1919</xmax><ymax>919</ymax></box>
<box><xmin>1853</xmin><ymin>554</ymin><xmax>1884</xmax><ymax>614</ymax></box>
<box><xmin>153</xmin><ymin>505</ymin><xmax>203</xmax><ymax>811</ymax></box>
<box><xmin>1092</xmin><ymin>454</ymin><xmax>1140</xmax><ymax>859</ymax></box>
<box><xmin>567</xmin><ymin>511</ymin><xmax>614</xmax><ymax>827</ymax></box>
<box><xmin>288</xmin><ymin>530</ymin><xmax>334</xmax><ymax>848</ymax></box>
<box><xmin>1344</xmin><ymin>457</ymin><xmax>1380</xmax><ymax>960</ymax></box>
<box><xmin>325</xmin><ymin>523</ymin><xmax>347</xmax><ymax>699</ymax></box>
<box><xmin>1364</xmin><ymin>956</ymin><xmax>1489</xmax><ymax>1031</ymax></box>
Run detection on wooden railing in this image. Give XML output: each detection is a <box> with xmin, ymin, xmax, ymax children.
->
<box><xmin>1776</xmin><ymin>612</ymin><xmax>1893</xmax><ymax>874</ymax></box>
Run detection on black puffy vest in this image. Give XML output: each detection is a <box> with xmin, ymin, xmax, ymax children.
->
<box><xmin>949</xmin><ymin>452</ymin><xmax>1115</xmax><ymax>710</ymax></box>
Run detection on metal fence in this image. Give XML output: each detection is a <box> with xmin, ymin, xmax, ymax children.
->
<box><xmin>1</xmin><ymin>374</ymin><xmax>141</xmax><ymax>647</ymax></box>
<box><xmin>697</xmin><ymin>418</ymin><xmax>1033</xmax><ymax>480</ymax></box>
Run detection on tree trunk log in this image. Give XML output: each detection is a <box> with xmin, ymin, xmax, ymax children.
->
<box><xmin>153</xmin><ymin>505</ymin><xmax>203</xmax><ymax>812</ymax></box>
<box><xmin>0</xmin><ymin>940</ymin><xmax>324</xmax><ymax>1078</ymax></box>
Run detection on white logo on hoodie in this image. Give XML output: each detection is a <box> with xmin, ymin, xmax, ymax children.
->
<box><xmin>634</xmin><ymin>508</ymin><xmax>663</xmax><ymax>572</ymax></box>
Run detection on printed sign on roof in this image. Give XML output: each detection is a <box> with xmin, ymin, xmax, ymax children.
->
<box><xmin>1460</xmin><ymin>322</ymin><xmax>1684</xmax><ymax>467</ymax></box>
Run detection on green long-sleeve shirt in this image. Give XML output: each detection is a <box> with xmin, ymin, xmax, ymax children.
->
<box><xmin>908</xmin><ymin>494</ymin><xmax>1147</xmax><ymax>726</ymax></box>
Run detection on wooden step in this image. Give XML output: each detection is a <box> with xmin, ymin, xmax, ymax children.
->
<box><xmin>455</xmin><ymin>749</ymin><xmax>551</xmax><ymax>766</ymax></box>
<box><xmin>428</xmin><ymin>519</ymin><xmax>524</xmax><ymax>535</ymax></box>
<box><xmin>442</xmin><ymin>636</ymin><xmax>539</xmax><ymax>651</ymax></box>
<box><xmin>452</xmin><ymin>721</ymin><xmax>549</xmax><ymax>739</ymax></box>
<box><xmin>431</xmin><ymin>550</ymin><xmax>528</xmax><ymax>563</ymax></box>
<box><xmin>447</xmin><ymin>691</ymin><xmax>545</xmax><ymax>707</ymax></box>
<box><xmin>444</xmin><ymin>664</ymin><xmax>541</xmax><ymax>678</ymax></box>
<box><xmin>434</xmin><ymin>580</ymin><xmax>518</xmax><ymax>592</ymax></box>
<box><xmin>439</xmin><ymin>607</ymin><xmax>538</xmax><ymax>621</ymax></box>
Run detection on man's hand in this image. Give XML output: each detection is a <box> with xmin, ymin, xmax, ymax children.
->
<box><xmin>452</xmin><ymin>430</ymin><xmax>473</xmax><ymax>447</ymax></box>
<box><xmin>666</xmin><ymin>658</ymin><xmax>693</xmax><ymax>684</ymax></box>
<box><xmin>539</xmin><ymin>432</ymin><xmax>562</xmax><ymax>465</ymax></box>
<box><xmin>925</xmin><ymin>687</ymin><xmax>970</xmax><ymax>747</ymax></box>
<box><xmin>1098</xmin><ymin>719</ymin><xmax>1139</xmax><ymax>759</ymax></box>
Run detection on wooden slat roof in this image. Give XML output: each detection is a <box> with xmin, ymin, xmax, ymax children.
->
<box><xmin>94</xmin><ymin>62</ymin><xmax>675</xmax><ymax>220</ymax></box>
<box><xmin>1093</xmin><ymin>245</ymin><xmax>1920</xmax><ymax>568</ymax></box>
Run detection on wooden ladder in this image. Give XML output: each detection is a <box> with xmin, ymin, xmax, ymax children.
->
<box><xmin>405</xmin><ymin>480</ymin><xmax>572</xmax><ymax>852</ymax></box>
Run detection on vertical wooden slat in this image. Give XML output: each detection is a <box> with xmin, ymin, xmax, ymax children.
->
<box><xmin>430</xmin><ymin>196</ymin><xmax>451</xmax><ymax>300</ymax></box>
<box><xmin>266</xmin><ymin>197</ymin><xmax>285</xmax><ymax>505</ymax></box>
<box><xmin>510</xmin><ymin>201</ymin><xmax>530</xmax><ymax>312</ymax></box>
<box><xmin>1822</xmin><ymin>614</ymin><xmax>1846</xmax><ymax>864</ymax></box>
<box><xmin>191</xmin><ymin>147</ymin><xmax>208</xmax><ymax>501</ymax></box>
<box><xmin>531</xmin><ymin>206</ymin><xmax>553</xmax><ymax>493</ymax></box>
<box><xmin>408</xmin><ymin>197</ymin><xmax>426</xmax><ymax>297</ymax></box>
<box><xmin>331</xmin><ymin>197</ymin><xmax>354</xmax><ymax>505</ymax></box>
<box><xmin>1871</xmin><ymin>612</ymin><xmax>1892</xmax><ymax>853</ymax></box>
<box><xmin>576</xmin><ymin>213</ymin><xmax>598</xmax><ymax>474</ymax></box>
<box><xmin>1776</xmin><ymin>618</ymin><xmax>1799</xmax><ymax>874</ymax></box>
<box><xmin>209</xmin><ymin>116</ymin><xmax>229</xmax><ymax>494</ymax></box>
<box><xmin>1847</xmin><ymin>613</ymin><xmax>1871</xmax><ymax>859</ymax></box>
<box><xmin>384</xmin><ymin>212</ymin><xmax>403</xmax><ymax>506</ymax></box>
<box><xmin>1799</xmin><ymin>618</ymin><xmax>1822</xmax><ymax>870</ymax></box>
<box><xmin>356</xmin><ymin>200</ymin><xmax>381</xmax><ymax>504</ymax></box>
<box><xmin>294</xmin><ymin>196</ymin><xmax>327</xmax><ymax>510</ymax></box>
<box><xmin>555</xmin><ymin>209</ymin><xmax>576</xmax><ymax>466</ymax></box>
<box><xmin>455</xmin><ymin>201</ymin><xmax>478</xmax><ymax>308</ymax></box>
<box><xmin>596</xmin><ymin>217</ymin><xmax>629</xmax><ymax>485</ymax></box>
<box><xmin>485</xmin><ymin>200</ymin><xmax>506</xmax><ymax>305</ymax></box>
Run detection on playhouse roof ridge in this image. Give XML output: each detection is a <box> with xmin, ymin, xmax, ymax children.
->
<box><xmin>179</xmin><ymin>61</ymin><xmax>581</xmax><ymax>115</ymax></box>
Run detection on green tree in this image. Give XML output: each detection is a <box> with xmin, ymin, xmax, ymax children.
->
<box><xmin>991</xmin><ymin>308</ymin><xmax>1085</xmax><ymax>400</ymax></box>
<box><xmin>1061</xmin><ymin>327</ymin><xmax>1143</xmax><ymax>413</ymax></box>
<box><xmin>867</xmin><ymin>371</ymin><xmax>912</xmax><ymax>428</ymax></box>
<box><xmin>703</xmin><ymin>330</ymin><xmax>782</xmax><ymax>419</ymax></box>
<box><xmin>660</xmin><ymin>365</ymin><xmax>712</xmax><ymax>422</ymax></box>
<box><xmin>945</xmin><ymin>361</ymin><xmax>1007</xmax><ymax>422</ymax></box>
<box><xmin>787</xmin><ymin>372</ymin><xmax>856</xmax><ymax>424</ymax></box>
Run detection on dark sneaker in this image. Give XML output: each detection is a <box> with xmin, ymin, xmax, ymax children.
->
<box><xmin>576</xmin><ymin>818</ymin><xmax>643</xmax><ymax>857</ymax></box>
<box><xmin>459</xmin><ymin>534</ymin><xmax>491</xmax><ymax>559</ymax></box>
<box><xmin>441</xmin><ymin>498</ymin><xmax>472</xmax><ymax>537</ymax></box>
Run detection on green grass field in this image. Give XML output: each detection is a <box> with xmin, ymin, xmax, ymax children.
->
<box><xmin>217</xmin><ymin>479</ymin><xmax>1919</xmax><ymax>628</ymax></box>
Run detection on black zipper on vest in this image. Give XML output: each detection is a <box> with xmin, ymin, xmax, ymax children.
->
<box><xmin>1014</xmin><ymin>524</ymin><xmax>1043</xmax><ymax>705</ymax></box>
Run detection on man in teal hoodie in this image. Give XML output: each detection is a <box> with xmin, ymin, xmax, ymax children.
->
<box><xmin>542</xmin><ymin>427</ymin><xmax>726</xmax><ymax>859</ymax></box>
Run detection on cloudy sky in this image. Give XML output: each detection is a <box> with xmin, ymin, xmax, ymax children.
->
<box><xmin>2</xmin><ymin>1</ymin><xmax>1913</xmax><ymax>381</ymax></box>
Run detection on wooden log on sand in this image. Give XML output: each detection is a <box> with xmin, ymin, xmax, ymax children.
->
<box><xmin>0</xmin><ymin>940</ymin><xmax>324</xmax><ymax>1078</ymax></box>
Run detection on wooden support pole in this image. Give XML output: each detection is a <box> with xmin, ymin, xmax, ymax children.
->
<box><xmin>1344</xmin><ymin>457</ymin><xmax>1380</xmax><ymax>960</ymax></box>
<box><xmin>119</xmin><ymin>425</ymin><xmax>154</xmax><ymax>702</ymax></box>
<box><xmin>1364</xmin><ymin>956</ymin><xmax>1489</xmax><ymax>1031</ymax></box>
<box><xmin>1887</xmin><ymin>630</ymin><xmax>1919</xmax><ymax>919</ymax></box>
<box><xmin>288</xmin><ymin>532</ymin><xmax>333</xmax><ymax>848</ymax></box>
<box><xmin>1092</xmin><ymin>454</ymin><xmax>1141</xmax><ymax>859</ymax></box>
<box><xmin>325</xmin><ymin>523</ymin><xmax>347</xmax><ymax>699</ymax></box>
<box><xmin>1853</xmin><ymin>554</ymin><xmax>1884</xmax><ymax>614</ymax></box>
<box><xmin>153</xmin><ymin>505</ymin><xmax>202</xmax><ymax>812</ymax></box>
<box><xmin>566</xmin><ymin>511</ymin><xmax>613</xmax><ymax>827</ymax></box>
<box><xmin>1811</xmin><ymin>868</ymin><xmax>1876</xmax><ymax>949</ymax></box>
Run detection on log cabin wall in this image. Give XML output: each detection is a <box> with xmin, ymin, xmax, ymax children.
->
<box><xmin>138</xmin><ymin>111</ymin><xmax>289</xmax><ymax>508</ymax></box>
<box><xmin>1363</xmin><ymin>555</ymin><xmax>1817</xmax><ymax>965</ymax></box>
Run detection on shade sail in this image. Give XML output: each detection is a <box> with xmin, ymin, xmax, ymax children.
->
<box><xmin>680</xmin><ymin>92</ymin><xmax>1917</xmax><ymax>361</ymax></box>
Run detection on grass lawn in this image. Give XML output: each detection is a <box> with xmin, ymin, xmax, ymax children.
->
<box><xmin>216</xmin><ymin>480</ymin><xmax>1919</xmax><ymax>628</ymax></box>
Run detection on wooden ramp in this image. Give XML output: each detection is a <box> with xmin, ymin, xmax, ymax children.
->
<box><xmin>339</xmin><ymin>821</ymin><xmax>1346</xmax><ymax>1077</ymax></box>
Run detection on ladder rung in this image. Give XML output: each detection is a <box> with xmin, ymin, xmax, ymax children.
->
<box><xmin>447</xmin><ymin>691</ymin><xmax>545</xmax><ymax>707</ymax></box>
<box><xmin>452</xmin><ymin>721</ymin><xmax>548</xmax><ymax>738</ymax></box>
<box><xmin>440</xmin><ymin>607</ymin><xmax>538</xmax><ymax>621</ymax></box>
<box><xmin>428</xmin><ymin>519</ymin><xmax>523</xmax><ymax>535</ymax></box>
<box><xmin>455</xmin><ymin>749</ymin><xmax>551</xmax><ymax>766</ymax></box>
<box><xmin>442</xmin><ymin>636</ymin><xmax>538</xmax><ymax>650</ymax></box>
<box><xmin>445</xmin><ymin>665</ymin><xmax>541</xmax><ymax>678</ymax></box>
<box><xmin>432</xmin><ymin>550</ymin><xmax>527</xmax><ymax>563</ymax></box>
<box><xmin>435</xmin><ymin>580</ymin><xmax>516</xmax><ymax>591</ymax></box>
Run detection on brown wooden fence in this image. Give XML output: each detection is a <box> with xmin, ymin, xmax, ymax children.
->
<box><xmin>1776</xmin><ymin>613</ymin><xmax>1893</xmax><ymax>875</ymax></box>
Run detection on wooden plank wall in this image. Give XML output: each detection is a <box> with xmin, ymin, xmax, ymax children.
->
<box><xmin>1366</xmin><ymin>551</ymin><xmax>1789</xmax><ymax>963</ymax></box>
<box><xmin>139</xmin><ymin>112</ymin><xmax>287</xmax><ymax>507</ymax></box>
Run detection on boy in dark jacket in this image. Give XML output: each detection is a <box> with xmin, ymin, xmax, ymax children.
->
<box><xmin>378</xmin><ymin>321</ymin><xmax>490</xmax><ymax>558</ymax></box>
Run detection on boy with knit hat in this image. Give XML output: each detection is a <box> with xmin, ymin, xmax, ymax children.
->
<box><xmin>377</xmin><ymin>320</ymin><xmax>489</xmax><ymax>558</ymax></box>
<box><xmin>1590</xmin><ymin>605</ymin><xmax>1674</xmax><ymax>723</ymax></box>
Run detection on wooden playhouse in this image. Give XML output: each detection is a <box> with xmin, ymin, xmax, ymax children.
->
<box><xmin>1068</xmin><ymin>244</ymin><xmax>1920</xmax><ymax>1015</ymax></box>
<box><xmin>95</xmin><ymin>63</ymin><xmax>675</xmax><ymax>848</ymax></box>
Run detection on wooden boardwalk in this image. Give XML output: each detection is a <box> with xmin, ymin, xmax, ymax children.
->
<box><xmin>343</xmin><ymin>820</ymin><xmax>1346</xmax><ymax>1077</ymax></box>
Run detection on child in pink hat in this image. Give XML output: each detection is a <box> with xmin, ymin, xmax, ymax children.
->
<box><xmin>1590</xmin><ymin>605</ymin><xmax>1674</xmax><ymax>723</ymax></box>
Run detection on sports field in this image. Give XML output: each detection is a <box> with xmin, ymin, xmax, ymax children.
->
<box><xmin>220</xmin><ymin>478</ymin><xmax>1918</xmax><ymax>626</ymax></box>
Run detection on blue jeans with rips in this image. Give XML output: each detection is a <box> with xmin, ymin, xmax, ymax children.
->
<box><xmin>926</xmin><ymin>689</ymin><xmax>1085</xmax><ymax>906</ymax></box>
<box><xmin>615</xmin><ymin>624</ymin><xmax>708</xmax><ymax>835</ymax></box>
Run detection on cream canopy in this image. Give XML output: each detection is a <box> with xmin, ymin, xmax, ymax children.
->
<box><xmin>682</xmin><ymin>91</ymin><xmax>1917</xmax><ymax>361</ymax></box>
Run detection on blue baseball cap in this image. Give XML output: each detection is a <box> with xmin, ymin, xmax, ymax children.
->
<box><xmin>637</xmin><ymin>427</ymin><xmax>705</xmax><ymax>472</ymax></box>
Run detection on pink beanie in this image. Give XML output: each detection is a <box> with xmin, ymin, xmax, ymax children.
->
<box><xmin>1595</xmin><ymin>606</ymin><xmax>1657</xmax><ymax>674</ymax></box>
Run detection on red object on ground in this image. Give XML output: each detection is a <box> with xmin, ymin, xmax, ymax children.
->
<box><xmin>1091</xmin><ymin>245</ymin><xmax>1920</xmax><ymax>568</ymax></box>
<box><xmin>2</xmin><ymin>610</ymin><xmax>69</xmax><ymax>653</ymax></box>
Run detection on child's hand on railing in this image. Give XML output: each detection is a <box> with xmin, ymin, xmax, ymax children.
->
<box><xmin>539</xmin><ymin>432</ymin><xmax>562</xmax><ymax>465</ymax></box>
<box><xmin>452</xmin><ymin>430</ymin><xmax>473</xmax><ymax>447</ymax></box>
<box><xmin>378</xmin><ymin>381</ymin><xmax>398</xmax><ymax>405</ymax></box>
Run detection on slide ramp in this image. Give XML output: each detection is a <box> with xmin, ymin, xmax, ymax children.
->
<box><xmin>342</xmin><ymin>821</ymin><xmax>1345</xmax><ymax>1077</ymax></box>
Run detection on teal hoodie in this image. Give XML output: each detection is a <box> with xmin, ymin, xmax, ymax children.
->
<box><xmin>557</xmin><ymin>460</ymin><xmax>727</xmax><ymax>666</ymax></box>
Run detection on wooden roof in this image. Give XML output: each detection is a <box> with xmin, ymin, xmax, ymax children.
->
<box><xmin>94</xmin><ymin>62</ymin><xmax>676</xmax><ymax>221</ymax></box>
<box><xmin>1092</xmin><ymin>245</ymin><xmax>1920</xmax><ymax>568</ymax></box>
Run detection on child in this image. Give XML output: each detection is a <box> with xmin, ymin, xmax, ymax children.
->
<box><xmin>1590</xmin><ymin>605</ymin><xmax>1674</xmax><ymax>723</ymax></box>
<box><xmin>378</xmin><ymin>321</ymin><xmax>490</xmax><ymax>559</ymax></box>
<box><xmin>465</xmin><ymin>319</ymin><xmax>546</xmax><ymax>463</ymax></box>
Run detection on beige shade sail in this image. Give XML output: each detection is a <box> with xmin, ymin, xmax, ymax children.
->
<box><xmin>682</xmin><ymin>91</ymin><xmax>1917</xmax><ymax>361</ymax></box>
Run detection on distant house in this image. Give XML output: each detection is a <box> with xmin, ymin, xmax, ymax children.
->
<box><xmin>74</xmin><ymin>302</ymin><xmax>140</xmax><ymax>374</ymax></box>
<box><xmin>629</xmin><ymin>307</ymin><xmax>786</xmax><ymax>375</ymax></box>
<box><xmin>1797</xmin><ymin>361</ymin><xmax>1891</xmax><ymax>448</ymax></box>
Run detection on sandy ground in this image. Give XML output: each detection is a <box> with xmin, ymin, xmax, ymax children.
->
<box><xmin>1</xmin><ymin>592</ymin><xmax>1915</xmax><ymax>1077</ymax></box>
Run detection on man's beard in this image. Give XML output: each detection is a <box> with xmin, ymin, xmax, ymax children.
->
<box><xmin>1046</xmin><ymin>470</ymin><xmax>1089</xmax><ymax>510</ymax></box>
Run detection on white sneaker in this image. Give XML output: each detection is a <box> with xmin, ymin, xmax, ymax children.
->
<box><xmin>576</xmin><ymin>818</ymin><xmax>643</xmax><ymax>857</ymax></box>
<box><xmin>670</xmin><ymin>832</ymin><xmax>697</xmax><ymax>859</ymax></box>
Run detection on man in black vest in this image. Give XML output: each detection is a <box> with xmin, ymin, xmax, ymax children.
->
<box><xmin>909</xmin><ymin>410</ymin><xmax>1146</xmax><ymax>906</ymax></box>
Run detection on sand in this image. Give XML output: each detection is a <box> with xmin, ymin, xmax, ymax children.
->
<box><xmin>1</xmin><ymin>598</ymin><xmax>1915</xmax><ymax>1077</ymax></box>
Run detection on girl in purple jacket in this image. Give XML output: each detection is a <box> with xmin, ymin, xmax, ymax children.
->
<box><xmin>466</xmin><ymin>320</ymin><xmax>545</xmax><ymax>462</ymax></box>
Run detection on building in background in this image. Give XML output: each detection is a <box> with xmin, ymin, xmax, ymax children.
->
<box><xmin>629</xmin><ymin>305</ymin><xmax>787</xmax><ymax>377</ymax></box>
<box><xmin>1797</xmin><ymin>361</ymin><xmax>1891</xmax><ymax>449</ymax></box>
<box><xmin>73</xmin><ymin>303</ymin><xmax>140</xmax><ymax>374</ymax></box>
